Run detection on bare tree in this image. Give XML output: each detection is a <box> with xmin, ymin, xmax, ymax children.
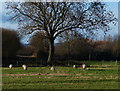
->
<box><xmin>30</xmin><ymin>31</ymin><xmax>49</xmax><ymax>57</ymax></box>
<box><xmin>6</xmin><ymin>2</ymin><xmax>116</xmax><ymax>65</ymax></box>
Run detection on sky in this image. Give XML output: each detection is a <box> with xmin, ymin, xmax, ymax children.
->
<box><xmin>0</xmin><ymin>1</ymin><xmax>118</xmax><ymax>44</ymax></box>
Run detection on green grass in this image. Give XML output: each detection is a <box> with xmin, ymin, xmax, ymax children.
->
<box><xmin>2</xmin><ymin>61</ymin><xmax>119</xmax><ymax>90</ymax></box>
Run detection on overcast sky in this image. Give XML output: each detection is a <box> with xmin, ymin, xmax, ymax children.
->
<box><xmin>0</xmin><ymin>1</ymin><xmax>118</xmax><ymax>44</ymax></box>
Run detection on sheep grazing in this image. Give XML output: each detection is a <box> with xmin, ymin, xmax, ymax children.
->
<box><xmin>82</xmin><ymin>64</ymin><xmax>86</xmax><ymax>70</ymax></box>
<box><xmin>86</xmin><ymin>68</ymin><xmax>90</xmax><ymax>70</ymax></box>
<box><xmin>116</xmin><ymin>60</ymin><xmax>118</xmax><ymax>64</ymax></box>
<box><xmin>9</xmin><ymin>64</ymin><xmax>13</xmax><ymax>69</ymax></box>
<box><xmin>22</xmin><ymin>64</ymin><xmax>27</xmax><ymax>70</ymax></box>
<box><xmin>50</xmin><ymin>66</ymin><xmax>55</xmax><ymax>71</ymax></box>
<box><xmin>73</xmin><ymin>65</ymin><xmax>77</xmax><ymax>68</ymax></box>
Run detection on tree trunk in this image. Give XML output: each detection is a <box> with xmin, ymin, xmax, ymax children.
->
<box><xmin>47</xmin><ymin>39</ymin><xmax>54</xmax><ymax>66</ymax></box>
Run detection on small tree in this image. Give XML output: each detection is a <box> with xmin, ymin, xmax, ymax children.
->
<box><xmin>30</xmin><ymin>32</ymin><xmax>49</xmax><ymax>59</ymax></box>
<box><xmin>6</xmin><ymin>2</ymin><xmax>116</xmax><ymax>65</ymax></box>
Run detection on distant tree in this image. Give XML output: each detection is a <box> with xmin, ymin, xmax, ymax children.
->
<box><xmin>6</xmin><ymin>2</ymin><xmax>116</xmax><ymax>65</ymax></box>
<box><xmin>70</xmin><ymin>38</ymin><xmax>91</xmax><ymax>60</ymax></box>
<box><xmin>17</xmin><ymin>44</ymin><xmax>34</xmax><ymax>56</ymax></box>
<box><xmin>2</xmin><ymin>28</ymin><xmax>21</xmax><ymax>58</ymax></box>
<box><xmin>56</xmin><ymin>37</ymin><xmax>92</xmax><ymax>60</ymax></box>
<box><xmin>112</xmin><ymin>35</ymin><xmax>120</xmax><ymax>60</ymax></box>
<box><xmin>93</xmin><ymin>40</ymin><xmax>113</xmax><ymax>60</ymax></box>
<box><xmin>57</xmin><ymin>31</ymin><xmax>82</xmax><ymax>59</ymax></box>
<box><xmin>30</xmin><ymin>32</ymin><xmax>49</xmax><ymax>59</ymax></box>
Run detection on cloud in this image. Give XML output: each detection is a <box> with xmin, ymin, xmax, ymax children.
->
<box><xmin>0</xmin><ymin>2</ymin><xmax>18</xmax><ymax>30</ymax></box>
<box><xmin>0</xmin><ymin>21</ymin><xmax>18</xmax><ymax>30</ymax></box>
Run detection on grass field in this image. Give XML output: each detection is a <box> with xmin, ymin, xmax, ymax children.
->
<box><xmin>2</xmin><ymin>61</ymin><xmax>119</xmax><ymax>90</ymax></box>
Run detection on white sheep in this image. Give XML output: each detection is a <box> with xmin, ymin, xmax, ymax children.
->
<box><xmin>86</xmin><ymin>68</ymin><xmax>90</xmax><ymax>70</ymax></box>
<box><xmin>73</xmin><ymin>65</ymin><xmax>77</xmax><ymax>68</ymax></box>
<box><xmin>9</xmin><ymin>64</ymin><xmax>13</xmax><ymax>69</ymax></box>
<box><xmin>50</xmin><ymin>66</ymin><xmax>55</xmax><ymax>71</ymax></box>
<box><xmin>22</xmin><ymin>64</ymin><xmax>27</xmax><ymax>70</ymax></box>
<box><xmin>116</xmin><ymin>60</ymin><xmax>118</xmax><ymax>64</ymax></box>
<box><xmin>82</xmin><ymin>64</ymin><xmax>86</xmax><ymax>70</ymax></box>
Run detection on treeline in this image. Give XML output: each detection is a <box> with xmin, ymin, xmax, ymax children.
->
<box><xmin>55</xmin><ymin>37</ymin><xmax>119</xmax><ymax>61</ymax></box>
<box><xmin>29</xmin><ymin>31</ymin><xmax>119</xmax><ymax>61</ymax></box>
<box><xmin>2</xmin><ymin>28</ymin><xmax>119</xmax><ymax>66</ymax></box>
